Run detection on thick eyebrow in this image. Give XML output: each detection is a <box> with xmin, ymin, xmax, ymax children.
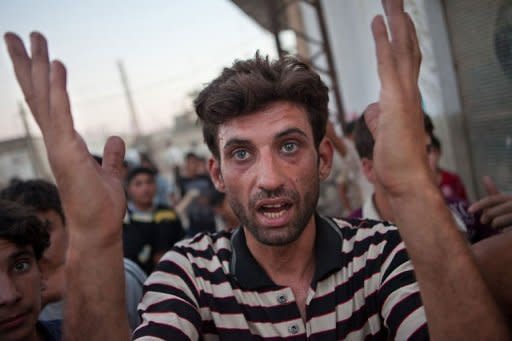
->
<box><xmin>222</xmin><ymin>128</ymin><xmax>309</xmax><ymax>153</ymax></box>
<box><xmin>223</xmin><ymin>138</ymin><xmax>252</xmax><ymax>152</ymax></box>
<box><xmin>9</xmin><ymin>249</ymin><xmax>34</xmax><ymax>262</ymax></box>
<box><xmin>275</xmin><ymin>127</ymin><xmax>308</xmax><ymax>140</ymax></box>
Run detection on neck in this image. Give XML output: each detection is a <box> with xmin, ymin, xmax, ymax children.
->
<box><xmin>245</xmin><ymin>217</ymin><xmax>316</xmax><ymax>286</ymax></box>
<box><xmin>374</xmin><ymin>189</ymin><xmax>395</xmax><ymax>222</ymax></box>
<box><xmin>132</xmin><ymin>201</ymin><xmax>153</xmax><ymax>211</ymax></box>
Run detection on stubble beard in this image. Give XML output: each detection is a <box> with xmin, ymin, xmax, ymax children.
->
<box><xmin>227</xmin><ymin>179</ymin><xmax>320</xmax><ymax>247</ymax></box>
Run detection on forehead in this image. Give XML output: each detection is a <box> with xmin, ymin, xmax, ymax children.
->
<box><xmin>0</xmin><ymin>239</ymin><xmax>34</xmax><ymax>262</ymax></box>
<box><xmin>217</xmin><ymin>101</ymin><xmax>312</xmax><ymax>149</ymax></box>
<box><xmin>130</xmin><ymin>173</ymin><xmax>154</xmax><ymax>183</ymax></box>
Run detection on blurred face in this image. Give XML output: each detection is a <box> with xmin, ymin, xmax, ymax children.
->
<box><xmin>209</xmin><ymin>101</ymin><xmax>332</xmax><ymax>246</ymax></box>
<box><xmin>36</xmin><ymin>210</ymin><xmax>67</xmax><ymax>303</ymax></box>
<box><xmin>0</xmin><ymin>240</ymin><xmax>41</xmax><ymax>341</ymax></box>
<box><xmin>127</xmin><ymin>173</ymin><xmax>156</xmax><ymax>208</ymax></box>
<box><xmin>428</xmin><ymin>143</ymin><xmax>441</xmax><ymax>174</ymax></box>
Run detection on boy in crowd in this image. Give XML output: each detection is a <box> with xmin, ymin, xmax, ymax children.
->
<box><xmin>124</xmin><ymin>166</ymin><xmax>184</xmax><ymax>274</ymax></box>
<box><xmin>1</xmin><ymin>179</ymin><xmax>147</xmax><ymax>331</ymax></box>
<box><xmin>0</xmin><ymin>200</ymin><xmax>61</xmax><ymax>340</ymax></box>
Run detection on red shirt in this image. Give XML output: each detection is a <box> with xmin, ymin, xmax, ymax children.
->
<box><xmin>439</xmin><ymin>169</ymin><xmax>468</xmax><ymax>202</ymax></box>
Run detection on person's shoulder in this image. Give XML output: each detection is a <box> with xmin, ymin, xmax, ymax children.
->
<box><xmin>328</xmin><ymin>216</ymin><xmax>402</xmax><ymax>253</ymax></box>
<box><xmin>123</xmin><ymin>257</ymin><xmax>147</xmax><ymax>283</ymax></box>
<box><xmin>170</xmin><ymin>229</ymin><xmax>234</xmax><ymax>257</ymax></box>
<box><xmin>156</xmin><ymin>230</ymin><xmax>234</xmax><ymax>277</ymax></box>
<box><xmin>37</xmin><ymin>320</ymin><xmax>62</xmax><ymax>341</ymax></box>
<box><xmin>153</xmin><ymin>205</ymin><xmax>179</xmax><ymax>222</ymax></box>
<box><xmin>440</xmin><ymin>168</ymin><xmax>462</xmax><ymax>182</ymax></box>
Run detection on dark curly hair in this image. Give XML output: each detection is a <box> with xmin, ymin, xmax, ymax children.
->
<box><xmin>0</xmin><ymin>179</ymin><xmax>65</xmax><ymax>225</ymax></box>
<box><xmin>194</xmin><ymin>53</ymin><xmax>329</xmax><ymax>159</ymax></box>
<box><xmin>0</xmin><ymin>200</ymin><xmax>50</xmax><ymax>260</ymax></box>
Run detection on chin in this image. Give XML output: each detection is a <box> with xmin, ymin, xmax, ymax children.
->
<box><xmin>251</xmin><ymin>225</ymin><xmax>305</xmax><ymax>246</ymax></box>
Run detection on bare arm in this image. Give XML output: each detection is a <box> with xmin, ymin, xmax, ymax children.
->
<box><xmin>370</xmin><ymin>0</ymin><xmax>509</xmax><ymax>338</ymax></box>
<box><xmin>4</xmin><ymin>32</ymin><xmax>130</xmax><ymax>340</ymax></box>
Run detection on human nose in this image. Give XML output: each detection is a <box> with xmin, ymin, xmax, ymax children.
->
<box><xmin>0</xmin><ymin>275</ymin><xmax>21</xmax><ymax>306</ymax></box>
<box><xmin>255</xmin><ymin>150</ymin><xmax>285</xmax><ymax>192</ymax></box>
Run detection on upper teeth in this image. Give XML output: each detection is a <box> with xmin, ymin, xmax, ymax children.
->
<box><xmin>263</xmin><ymin>204</ymin><xmax>283</xmax><ymax>208</ymax></box>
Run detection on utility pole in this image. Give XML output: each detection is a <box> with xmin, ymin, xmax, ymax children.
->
<box><xmin>117</xmin><ymin>60</ymin><xmax>142</xmax><ymax>139</ymax></box>
<box><xmin>18</xmin><ymin>102</ymin><xmax>44</xmax><ymax>177</ymax></box>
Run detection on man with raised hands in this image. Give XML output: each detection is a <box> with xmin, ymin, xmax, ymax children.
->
<box><xmin>4</xmin><ymin>0</ymin><xmax>509</xmax><ymax>339</ymax></box>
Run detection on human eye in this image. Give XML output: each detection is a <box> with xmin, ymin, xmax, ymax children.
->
<box><xmin>232</xmin><ymin>149</ymin><xmax>250</xmax><ymax>161</ymax></box>
<box><xmin>13</xmin><ymin>259</ymin><xmax>31</xmax><ymax>273</ymax></box>
<box><xmin>281</xmin><ymin>141</ymin><xmax>298</xmax><ymax>154</ymax></box>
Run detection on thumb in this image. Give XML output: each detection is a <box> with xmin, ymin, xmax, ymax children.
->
<box><xmin>102</xmin><ymin>136</ymin><xmax>126</xmax><ymax>181</ymax></box>
<box><xmin>483</xmin><ymin>175</ymin><xmax>499</xmax><ymax>196</ymax></box>
<box><xmin>364</xmin><ymin>102</ymin><xmax>380</xmax><ymax>139</ymax></box>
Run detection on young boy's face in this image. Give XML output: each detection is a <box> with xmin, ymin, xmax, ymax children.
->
<box><xmin>0</xmin><ymin>239</ymin><xmax>42</xmax><ymax>341</ymax></box>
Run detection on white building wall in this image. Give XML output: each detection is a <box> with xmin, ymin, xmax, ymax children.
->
<box><xmin>300</xmin><ymin>0</ymin><xmax>475</xmax><ymax>197</ymax></box>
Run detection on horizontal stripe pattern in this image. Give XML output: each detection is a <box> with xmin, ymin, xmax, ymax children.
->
<box><xmin>134</xmin><ymin>218</ymin><xmax>428</xmax><ymax>340</ymax></box>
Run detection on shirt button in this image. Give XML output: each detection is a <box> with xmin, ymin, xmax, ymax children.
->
<box><xmin>288</xmin><ymin>324</ymin><xmax>299</xmax><ymax>335</ymax></box>
<box><xmin>277</xmin><ymin>294</ymin><xmax>288</xmax><ymax>304</ymax></box>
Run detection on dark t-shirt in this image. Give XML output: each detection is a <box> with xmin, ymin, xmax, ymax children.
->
<box><xmin>123</xmin><ymin>205</ymin><xmax>184</xmax><ymax>274</ymax></box>
<box><xmin>177</xmin><ymin>174</ymin><xmax>217</xmax><ymax>236</ymax></box>
<box><xmin>37</xmin><ymin>320</ymin><xmax>62</xmax><ymax>341</ymax></box>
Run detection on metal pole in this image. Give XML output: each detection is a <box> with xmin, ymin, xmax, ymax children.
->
<box><xmin>267</xmin><ymin>0</ymin><xmax>285</xmax><ymax>57</ymax></box>
<box><xmin>313</xmin><ymin>0</ymin><xmax>346</xmax><ymax>129</ymax></box>
<box><xmin>117</xmin><ymin>60</ymin><xmax>142</xmax><ymax>138</ymax></box>
<box><xmin>18</xmin><ymin>102</ymin><xmax>43</xmax><ymax>177</ymax></box>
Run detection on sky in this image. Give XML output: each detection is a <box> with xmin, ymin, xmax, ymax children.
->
<box><xmin>0</xmin><ymin>1</ymin><xmax>277</xmax><ymax>142</ymax></box>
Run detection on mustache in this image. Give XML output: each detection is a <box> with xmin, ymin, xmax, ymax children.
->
<box><xmin>249</xmin><ymin>187</ymin><xmax>299</xmax><ymax>205</ymax></box>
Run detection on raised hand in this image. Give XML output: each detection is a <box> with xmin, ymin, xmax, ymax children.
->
<box><xmin>4</xmin><ymin>32</ymin><xmax>130</xmax><ymax>339</ymax></box>
<box><xmin>368</xmin><ymin>0</ymin><xmax>431</xmax><ymax>196</ymax></box>
<box><xmin>4</xmin><ymin>32</ymin><xmax>126</xmax><ymax>245</ymax></box>
<box><xmin>367</xmin><ymin>1</ymin><xmax>510</xmax><ymax>338</ymax></box>
<box><xmin>469</xmin><ymin>176</ymin><xmax>512</xmax><ymax>229</ymax></box>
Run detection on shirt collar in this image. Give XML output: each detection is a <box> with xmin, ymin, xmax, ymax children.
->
<box><xmin>230</xmin><ymin>213</ymin><xmax>343</xmax><ymax>290</ymax></box>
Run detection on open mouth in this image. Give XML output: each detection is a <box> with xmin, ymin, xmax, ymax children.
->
<box><xmin>256</xmin><ymin>199</ymin><xmax>293</xmax><ymax>223</ymax></box>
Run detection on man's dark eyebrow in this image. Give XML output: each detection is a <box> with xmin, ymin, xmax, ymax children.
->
<box><xmin>223</xmin><ymin>128</ymin><xmax>308</xmax><ymax>152</ymax></box>
<box><xmin>275</xmin><ymin>128</ymin><xmax>308</xmax><ymax>140</ymax></box>
<box><xmin>8</xmin><ymin>249</ymin><xmax>34</xmax><ymax>262</ymax></box>
<box><xmin>223</xmin><ymin>138</ymin><xmax>252</xmax><ymax>151</ymax></box>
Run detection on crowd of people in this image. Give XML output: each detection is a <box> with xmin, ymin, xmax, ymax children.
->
<box><xmin>1</xmin><ymin>1</ymin><xmax>512</xmax><ymax>340</ymax></box>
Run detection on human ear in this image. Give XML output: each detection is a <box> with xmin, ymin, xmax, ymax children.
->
<box><xmin>208</xmin><ymin>157</ymin><xmax>225</xmax><ymax>192</ymax></box>
<box><xmin>318</xmin><ymin>138</ymin><xmax>334</xmax><ymax>181</ymax></box>
<box><xmin>361</xmin><ymin>158</ymin><xmax>377</xmax><ymax>183</ymax></box>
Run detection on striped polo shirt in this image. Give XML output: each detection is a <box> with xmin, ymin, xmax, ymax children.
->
<box><xmin>134</xmin><ymin>214</ymin><xmax>428</xmax><ymax>340</ymax></box>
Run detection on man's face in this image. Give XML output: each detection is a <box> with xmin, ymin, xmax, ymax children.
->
<box><xmin>209</xmin><ymin>101</ymin><xmax>332</xmax><ymax>246</ymax></box>
<box><xmin>36</xmin><ymin>210</ymin><xmax>67</xmax><ymax>303</ymax></box>
<box><xmin>127</xmin><ymin>173</ymin><xmax>156</xmax><ymax>207</ymax></box>
<box><xmin>0</xmin><ymin>240</ymin><xmax>41</xmax><ymax>341</ymax></box>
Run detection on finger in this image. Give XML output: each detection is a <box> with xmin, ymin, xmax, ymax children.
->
<box><xmin>102</xmin><ymin>136</ymin><xmax>126</xmax><ymax>181</ymax></box>
<box><xmin>49</xmin><ymin>60</ymin><xmax>75</xmax><ymax>142</ymax></box>
<box><xmin>470</xmin><ymin>194</ymin><xmax>505</xmax><ymax>213</ymax></box>
<box><xmin>469</xmin><ymin>194</ymin><xmax>510</xmax><ymax>213</ymax></box>
<box><xmin>372</xmin><ymin>15</ymin><xmax>401</xmax><ymax>96</ymax></box>
<box><xmin>483</xmin><ymin>175</ymin><xmax>500</xmax><ymax>196</ymax></box>
<box><xmin>406</xmin><ymin>13</ymin><xmax>422</xmax><ymax>82</ymax></box>
<box><xmin>490</xmin><ymin>213</ymin><xmax>512</xmax><ymax>230</ymax></box>
<box><xmin>4</xmin><ymin>33</ymin><xmax>36</xmax><ymax>114</ymax></box>
<box><xmin>363</xmin><ymin>102</ymin><xmax>380</xmax><ymax>138</ymax></box>
<box><xmin>387</xmin><ymin>3</ymin><xmax>419</xmax><ymax>100</ymax></box>
<box><xmin>480</xmin><ymin>200</ymin><xmax>512</xmax><ymax>225</ymax></box>
<box><xmin>30</xmin><ymin>32</ymin><xmax>51</xmax><ymax>125</ymax></box>
<box><xmin>381</xmin><ymin>0</ymin><xmax>404</xmax><ymax>18</ymax></box>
